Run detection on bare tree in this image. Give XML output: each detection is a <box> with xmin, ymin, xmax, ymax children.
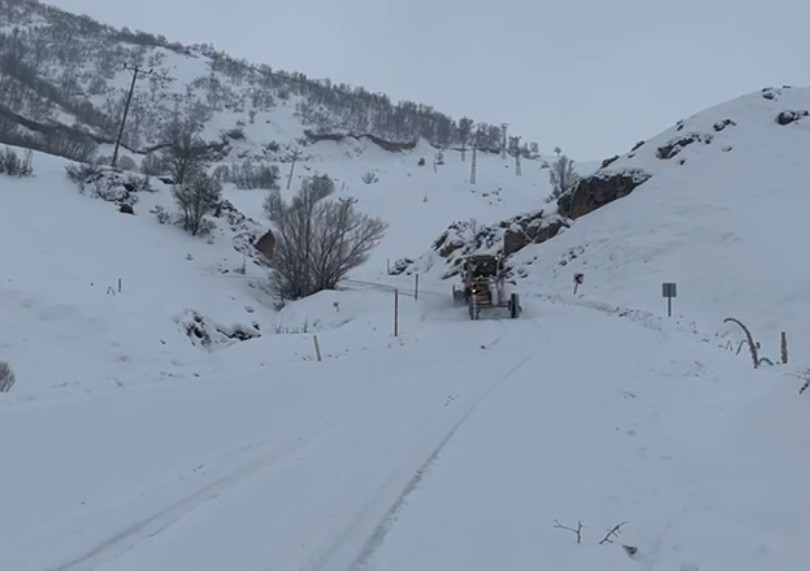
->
<box><xmin>547</xmin><ymin>147</ymin><xmax>580</xmax><ymax>202</ymax></box>
<box><xmin>269</xmin><ymin>175</ymin><xmax>386</xmax><ymax>299</ymax></box>
<box><xmin>172</xmin><ymin>172</ymin><xmax>222</xmax><ymax>235</ymax></box>
<box><xmin>160</xmin><ymin>112</ymin><xmax>209</xmax><ymax>185</ymax></box>
<box><xmin>263</xmin><ymin>188</ymin><xmax>283</xmax><ymax>222</ymax></box>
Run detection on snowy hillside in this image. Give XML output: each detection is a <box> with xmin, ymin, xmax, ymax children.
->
<box><xmin>408</xmin><ymin>85</ymin><xmax>810</xmax><ymax>366</ymax></box>
<box><xmin>0</xmin><ymin>0</ymin><xmax>540</xmax><ymax>165</ymax></box>
<box><xmin>0</xmin><ymin>140</ymin><xmax>548</xmax><ymax>399</ymax></box>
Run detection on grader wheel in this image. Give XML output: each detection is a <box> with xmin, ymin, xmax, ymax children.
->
<box><xmin>468</xmin><ymin>298</ymin><xmax>479</xmax><ymax>320</ymax></box>
<box><xmin>509</xmin><ymin>293</ymin><xmax>520</xmax><ymax>319</ymax></box>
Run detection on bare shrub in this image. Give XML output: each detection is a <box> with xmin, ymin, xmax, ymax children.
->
<box><xmin>547</xmin><ymin>146</ymin><xmax>579</xmax><ymax>203</ymax></box>
<box><xmin>0</xmin><ymin>361</ymin><xmax>16</xmax><ymax>393</ymax></box>
<box><xmin>270</xmin><ymin>175</ymin><xmax>386</xmax><ymax>299</ymax></box>
<box><xmin>150</xmin><ymin>204</ymin><xmax>171</xmax><ymax>224</ymax></box>
<box><xmin>65</xmin><ymin>162</ymin><xmax>104</xmax><ymax>193</ymax></box>
<box><xmin>214</xmin><ymin>160</ymin><xmax>280</xmax><ymax>190</ymax></box>
<box><xmin>0</xmin><ymin>147</ymin><xmax>33</xmax><ymax>177</ymax></box>
<box><xmin>263</xmin><ymin>188</ymin><xmax>283</xmax><ymax>222</ymax></box>
<box><xmin>172</xmin><ymin>172</ymin><xmax>222</xmax><ymax>235</ymax></box>
<box><xmin>361</xmin><ymin>170</ymin><xmax>379</xmax><ymax>184</ymax></box>
<box><xmin>160</xmin><ymin>112</ymin><xmax>210</xmax><ymax>185</ymax></box>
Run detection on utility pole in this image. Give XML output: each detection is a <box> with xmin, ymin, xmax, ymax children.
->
<box><xmin>470</xmin><ymin>128</ymin><xmax>479</xmax><ymax>184</ymax></box>
<box><xmin>112</xmin><ymin>63</ymin><xmax>151</xmax><ymax>168</ymax></box>
<box><xmin>501</xmin><ymin>123</ymin><xmax>509</xmax><ymax>159</ymax></box>
<box><xmin>286</xmin><ymin>148</ymin><xmax>300</xmax><ymax>190</ymax></box>
<box><xmin>514</xmin><ymin>135</ymin><xmax>522</xmax><ymax>176</ymax></box>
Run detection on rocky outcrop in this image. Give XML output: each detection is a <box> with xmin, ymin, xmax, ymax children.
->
<box><xmin>776</xmin><ymin>110</ymin><xmax>808</xmax><ymax>125</ymax></box>
<box><xmin>713</xmin><ymin>118</ymin><xmax>736</xmax><ymax>132</ymax></box>
<box><xmin>557</xmin><ymin>169</ymin><xmax>652</xmax><ymax>220</ymax></box>
<box><xmin>254</xmin><ymin>230</ymin><xmax>276</xmax><ymax>261</ymax></box>
<box><xmin>600</xmin><ymin>155</ymin><xmax>620</xmax><ymax>169</ymax></box>
<box><xmin>656</xmin><ymin>133</ymin><xmax>713</xmax><ymax>159</ymax></box>
<box><xmin>432</xmin><ymin>219</ymin><xmax>502</xmax><ymax>262</ymax></box>
<box><xmin>406</xmin><ymin>166</ymin><xmax>651</xmax><ymax>279</ymax></box>
<box><xmin>503</xmin><ymin>213</ymin><xmax>569</xmax><ymax>256</ymax></box>
<box><xmin>177</xmin><ymin>310</ymin><xmax>261</xmax><ymax>352</ymax></box>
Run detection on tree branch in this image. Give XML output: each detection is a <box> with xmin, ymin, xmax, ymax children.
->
<box><xmin>553</xmin><ymin>519</ymin><xmax>583</xmax><ymax>544</ymax></box>
<box><xmin>598</xmin><ymin>521</ymin><xmax>628</xmax><ymax>545</ymax></box>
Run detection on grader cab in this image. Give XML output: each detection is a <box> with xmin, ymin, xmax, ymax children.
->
<box><xmin>452</xmin><ymin>254</ymin><xmax>521</xmax><ymax>320</ymax></box>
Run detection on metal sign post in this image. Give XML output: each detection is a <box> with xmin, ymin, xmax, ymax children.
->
<box><xmin>662</xmin><ymin>282</ymin><xmax>677</xmax><ymax>317</ymax></box>
<box><xmin>573</xmin><ymin>273</ymin><xmax>584</xmax><ymax>295</ymax></box>
<box><xmin>394</xmin><ymin>289</ymin><xmax>399</xmax><ymax>337</ymax></box>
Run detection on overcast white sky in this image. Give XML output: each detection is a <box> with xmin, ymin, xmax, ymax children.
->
<box><xmin>53</xmin><ymin>0</ymin><xmax>810</xmax><ymax>160</ymax></box>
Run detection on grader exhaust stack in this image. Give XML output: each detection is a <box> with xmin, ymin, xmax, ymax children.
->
<box><xmin>452</xmin><ymin>253</ymin><xmax>521</xmax><ymax>320</ymax></box>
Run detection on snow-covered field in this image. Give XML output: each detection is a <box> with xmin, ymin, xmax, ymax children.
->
<box><xmin>3</xmin><ymin>86</ymin><xmax>810</xmax><ymax>571</ymax></box>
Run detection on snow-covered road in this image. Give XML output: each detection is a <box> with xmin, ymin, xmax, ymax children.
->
<box><xmin>0</xmin><ymin>299</ymin><xmax>801</xmax><ymax>571</ymax></box>
<box><xmin>1</xmin><ymin>304</ymin><xmax>536</xmax><ymax>570</ymax></box>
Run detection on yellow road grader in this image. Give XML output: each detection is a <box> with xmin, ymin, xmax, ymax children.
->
<box><xmin>452</xmin><ymin>253</ymin><xmax>521</xmax><ymax>320</ymax></box>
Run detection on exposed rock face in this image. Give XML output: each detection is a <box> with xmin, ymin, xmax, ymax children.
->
<box><xmin>557</xmin><ymin>169</ymin><xmax>652</xmax><ymax>220</ymax></box>
<box><xmin>776</xmin><ymin>110</ymin><xmax>808</xmax><ymax>125</ymax></box>
<box><xmin>713</xmin><ymin>118</ymin><xmax>736</xmax><ymax>132</ymax></box>
<box><xmin>389</xmin><ymin>258</ymin><xmax>414</xmax><ymax>275</ymax></box>
<box><xmin>177</xmin><ymin>310</ymin><xmax>261</xmax><ymax>352</ymax></box>
<box><xmin>254</xmin><ymin>230</ymin><xmax>276</xmax><ymax>261</ymax></box>
<box><xmin>600</xmin><ymin>155</ymin><xmax>620</xmax><ymax>169</ymax></box>
<box><xmin>656</xmin><ymin>133</ymin><xmax>713</xmax><ymax>159</ymax></box>
<box><xmin>410</xmin><ymin>167</ymin><xmax>652</xmax><ymax>279</ymax></box>
<box><xmin>503</xmin><ymin>213</ymin><xmax>569</xmax><ymax>256</ymax></box>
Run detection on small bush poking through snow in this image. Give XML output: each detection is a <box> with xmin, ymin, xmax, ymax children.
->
<box><xmin>150</xmin><ymin>205</ymin><xmax>171</xmax><ymax>224</ymax></box>
<box><xmin>212</xmin><ymin>161</ymin><xmax>281</xmax><ymax>190</ymax></box>
<box><xmin>172</xmin><ymin>172</ymin><xmax>222</xmax><ymax>236</ymax></box>
<box><xmin>546</xmin><ymin>147</ymin><xmax>579</xmax><ymax>203</ymax></box>
<box><xmin>263</xmin><ymin>188</ymin><xmax>283</xmax><ymax>222</ymax></box>
<box><xmin>65</xmin><ymin>164</ymin><xmax>152</xmax><ymax>211</ymax></box>
<box><xmin>0</xmin><ymin>147</ymin><xmax>33</xmax><ymax>177</ymax></box>
<box><xmin>0</xmin><ymin>361</ymin><xmax>16</xmax><ymax>393</ymax></box>
<box><xmin>361</xmin><ymin>171</ymin><xmax>379</xmax><ymax>184</ymax></box>
<box><xmin>65</xmin><ymin>162</ymin><xmax>104</xmax><ymax>192</ymax></box>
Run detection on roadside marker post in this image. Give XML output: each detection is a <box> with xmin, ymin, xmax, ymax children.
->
<box><xmin>662</xmin><ymin>282</ymin><xmax>677</xmax><ymax>317</ymax></box>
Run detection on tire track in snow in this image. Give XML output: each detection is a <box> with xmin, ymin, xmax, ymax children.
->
<box><xmin>41</xmin><ymin>321</ymin><xmax>507</xmax><ymax>571</ymax></box>
<box><xmin>45</xmin><ymin>431</ymin><xmax>311</xmax><ymax>571</ymax></box>
<box><xmin>345</xmin><ymin>351</ymin><xmax>535</xmax><ymax>571</ymax></box>
<box><xmin>301</xmin><ymin>322</ymin><xmax>536</xmax><ymax>571</ymax></box>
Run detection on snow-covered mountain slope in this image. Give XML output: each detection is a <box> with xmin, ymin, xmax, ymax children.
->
<box><xmin>0</xmin><ymin>0</ymin><xmax>540</xmax><ymax>164</ymax></box>
<box><xmin>0</xmin><ymin>140</ymin><xmax>547</xmax><ymax>398</ymax></box>
<box><xmin>407</xmin><ymin>85</ymin><xmax>810</xmax><ymax>365</ymax></box>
